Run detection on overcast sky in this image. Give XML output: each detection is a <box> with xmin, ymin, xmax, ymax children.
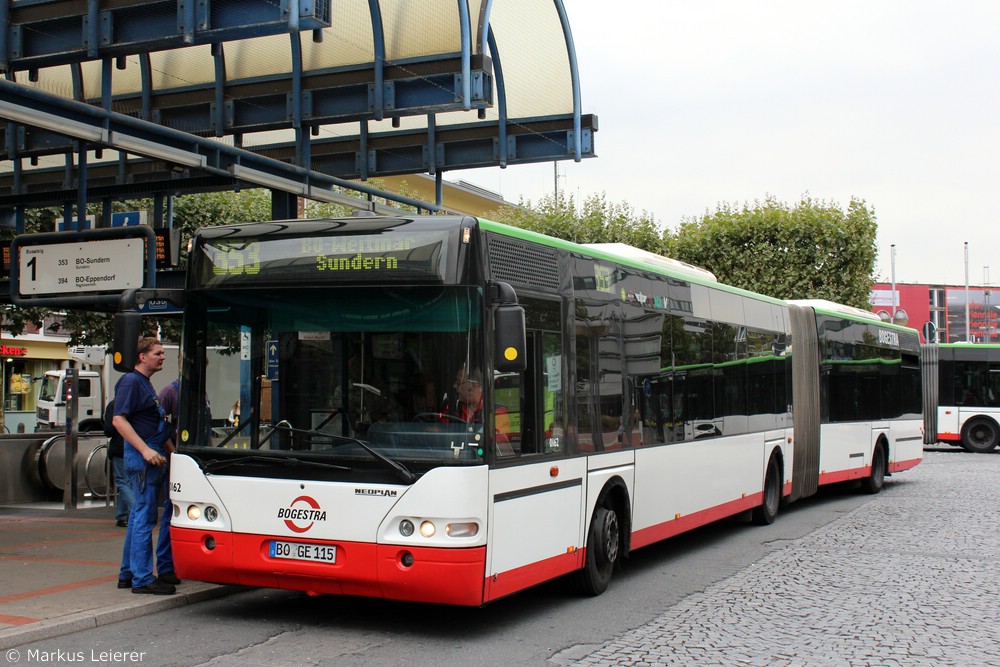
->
<box><xmin>451</xmin><ymin>1</ymin><xmax>1000</xmax><ymax>288</ymax></box>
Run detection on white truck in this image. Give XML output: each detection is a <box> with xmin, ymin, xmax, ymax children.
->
<box><xmin>34</xmin><ymin>369</ymin><xmax>106</xmax><ymax>432</ymax></box>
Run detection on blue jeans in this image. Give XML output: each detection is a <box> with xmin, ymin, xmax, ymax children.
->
<box><xmin>111</xmin><ymin>456</ymin><xmax>135</xmax><ymax>522</ymax></box>
<box><xmin>119</xmin><ymin>465</ymin><xmax>173</xmax><ymax>587</ymax></box>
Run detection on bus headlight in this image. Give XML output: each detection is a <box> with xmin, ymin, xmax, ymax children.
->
<box><xmin>445</xmin><ymin>522</ymin><xmax>479</xmax><ymax>538</ymax></box>
<box><xmin>187</xmin><ymin>505</ymin><xmax>202</xmax><ymax>521</ymax></box>
<box><xmin>204</xmin><ymin>506</ymin><xmax>219</xmax><ymax>522</ymax></box>
<box><xmin>419</xmin><ymin>520</ymin><xmax>436</xmax><ymax>538</ymax></box>
<box><xmin>399</xmin><ymin>519</ymin><xmax>415</xmax><ymax>537</ymax></box>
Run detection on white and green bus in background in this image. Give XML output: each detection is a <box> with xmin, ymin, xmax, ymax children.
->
<box><xmin>924</xmin><ymin>342</ymin><xmax>1000</xmax><ymax>452</ymax></box>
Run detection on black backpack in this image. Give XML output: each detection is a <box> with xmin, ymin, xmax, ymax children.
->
<box><xmin>103</xmin><ymin>400</ymin><xmax>125</xmax><ymax>458</ymax></box>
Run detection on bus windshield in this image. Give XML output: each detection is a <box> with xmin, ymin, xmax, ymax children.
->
<box><xmin>181</xmin><ymin>285</ymin><xmax>486</xmax><ymax>477</ymax></box>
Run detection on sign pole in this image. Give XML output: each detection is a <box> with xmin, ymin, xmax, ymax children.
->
<box><xmin>63</xmin><ymin>367</ymin><xmax>79</xmax><ymax>510</ymax></box>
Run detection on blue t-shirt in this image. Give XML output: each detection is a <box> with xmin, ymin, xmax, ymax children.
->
<box><xmin>113</xmin><ymin>371</ymin><xmax>167</xmax><ymax>469</ymax></box>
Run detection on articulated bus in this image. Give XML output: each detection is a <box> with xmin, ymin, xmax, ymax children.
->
<box><xmin>924</xmin><ymin>343</ymin><xmax>1000</xmax><ymax>452</ymax></box>
<box><xmin>127</xmin><ymin>215</ymin><xmax>923</xmax><ymax>605</ymax></box>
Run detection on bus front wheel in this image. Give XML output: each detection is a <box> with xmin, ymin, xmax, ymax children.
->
<box><xmin>961</xmin><ymin>418</ymin><xmax>1000</xmax><ymax>453</ymax></box>
<box><xmin>576</xmin><ymin>502</ymin><xmax>620</xmax><ymax>596</ymax></box>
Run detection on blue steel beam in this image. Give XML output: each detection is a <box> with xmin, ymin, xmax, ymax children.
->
<box><xmin>133</xmin><ymin>56</ymin><xmax>492</xmax><ymax>135</ymax></box>
<box><xmin>284</xmin><ymin>113</ymin><xmax>597</xmax><ymax>178</ymax></box>
<box><xmin>0</xmin><ymin>60</ymin><xmax>494</xmax><ymax>158</ymax></box>
<box><xmin>0</xmin><ymin>80</ymin><xmax>466</xmax><ymax>211</ymax></box>
<box><xmin>0</xmin><ymin>112</ymin><xmax>597</xmax><ymax>207</ymax></box>
<box><xmin>552</xmin><ymin>0</ymin><xmax>583</xmax><ymax>161</ymax></box>
<box><xmin>367</xmin><ymin>0</ymin><xmax>386</xmax><ymax>121</ymax></box>
<box><xmin>3</xmin><ymin>0</ymin><xmax>331</xmax><ymax>71</ymax></box>
<box><xmin>457</xmin><ymin>0</ymin><xmax>472</xmax><ymax>110</ymax></box>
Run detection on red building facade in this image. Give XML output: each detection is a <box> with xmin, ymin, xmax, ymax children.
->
<box><xmin>870</xmin><ymin>282</ymin><xmax>1000</xmax><ymax>344</ymax></box>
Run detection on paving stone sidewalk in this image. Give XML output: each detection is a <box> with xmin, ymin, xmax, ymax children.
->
<box><xmin>565</xmin><ymin>450</ymin><xmax>1000</xmax><ymax>667</ymax></box>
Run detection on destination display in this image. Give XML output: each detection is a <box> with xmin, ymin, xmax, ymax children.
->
<box><xmin>194</xmin><ymin>230</ymin><xmax>451</xmax><ymax>287</ymax></box>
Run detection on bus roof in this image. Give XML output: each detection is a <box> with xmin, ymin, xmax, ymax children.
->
<box><xmin>581</xmin><ymin>243</ymin><xmax>717</xmax><ymax>283</ymax></box>
<box><xmin>478</xmin><ymin>218</ymin><xmax>786</xmax><ymax>306</ymax></box>
<box><xmin>789</xmin><ymin>298</ymin><xmax>918</xmax><ymax>334</ymax></box>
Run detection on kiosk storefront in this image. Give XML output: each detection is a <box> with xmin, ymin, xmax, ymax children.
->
<box><xmin>0</xmin><ymin>334</ymin><xmax>72</xmax><ymax>433</ymax></box>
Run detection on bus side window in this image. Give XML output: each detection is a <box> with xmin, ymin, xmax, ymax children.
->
<box><xmin>494</xmin><ymin>318</ymin><xmax>565</xmax><ymax>458</ymax></box>
<box><xmin>494</xmin><ymin>372</ymin><xmax>519</xmax><ymax>457</ymax></box>
<box><xmin>989</xmin><ymin>366</ymin><xmax>1000</xmax><ymax>408</ymax></box>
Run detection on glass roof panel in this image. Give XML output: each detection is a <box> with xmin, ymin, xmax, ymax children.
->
<box><xmin>107</xmin><ymin>58</ymin><xmax>144</xmax><ymax>99</ymax></box>
<box><xmin>227</xmin><ymin>35</ymin><xmax>295</xmax><ymax>81</ymax></box>
<box><xmin>301</xmin><ymin>0</ymin><xmax>375</xmax><ymax>70</ymax></box>
<box><xmin>490</xmin><ymin>0</ymin><xmax>573</xmax><ymax>117</ymax></box>
<box><xmin>150</xmin><ymin>45</ymin><xmax>218</xmax><ymax>89</ymax></box>
<box><xmin>381</xmin><ymin>0</ymin><xmax>462</xmax><ymax>60</ymax></box>
<box><xmin>13</xmin><ymin>67</ymin><xmax>74</xmax><ymax>100</ymax></box>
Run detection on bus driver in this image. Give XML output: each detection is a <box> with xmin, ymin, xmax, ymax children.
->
<box><xmin>451</xmin><ymin>367</ymin><xmax>513</xmax><ymax>456</ymax></box>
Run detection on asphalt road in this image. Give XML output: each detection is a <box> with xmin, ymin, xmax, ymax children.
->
<box><xmin>3</xmin><ymin>475</ymin><xmax>881</xmax><ymax>666</ymax></box>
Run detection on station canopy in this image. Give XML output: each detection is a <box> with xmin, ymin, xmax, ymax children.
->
<box><xmin>0</xmin><ymin>0</ymin><xmax>597</xmax><ymax>216</ymax></box>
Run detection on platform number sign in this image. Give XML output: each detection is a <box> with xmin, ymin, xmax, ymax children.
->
<box><xmin>10</xmin><ymin>227</ymin><xmax>156</xmax><ymax>306</ymax></box>
<box><xmin>17</xmin><ymin>238</ymin><xmax>145</xmax><ymax>296</ymax></box>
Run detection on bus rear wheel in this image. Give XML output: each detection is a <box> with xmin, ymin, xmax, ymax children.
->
<box><xmin>961</xmin><ymin>418</ymin><xmax>1000</xmax><ymax>453</ymax></box>
<box><xmin>576</xmin><ymin>502</ymin><xmax>620</xmax><ymax>596</ymax></box>
<box><xmin>752</xmin><ymin>454</ymin><xmax>781</xmax><ymax>526</ymax></box>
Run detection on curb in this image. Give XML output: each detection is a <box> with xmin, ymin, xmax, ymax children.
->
<box><xmin>0</xmin><ymin>585</ymin><xmax>243</xmax><ymax>651</ymax></box>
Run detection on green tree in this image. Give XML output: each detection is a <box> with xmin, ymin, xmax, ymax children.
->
<box><xmin>664</xmin><ymin>195</ymin><xmax>878</xmax><ymax>309</ymax></box>
<box><xmin>489</xmin><ymin>192</ymin><xmax>663</xmax><ymax>253</ymax></box>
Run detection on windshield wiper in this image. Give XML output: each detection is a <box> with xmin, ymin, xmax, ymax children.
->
<box><xmin>201</xmin><ymin>453</ymin><xmax>351</xmax><ymax>474</ymax></box>
<box><xmin>271</xmin><ymin>423</ymin><xmax>416</xmax><ymax>484</ymax></box>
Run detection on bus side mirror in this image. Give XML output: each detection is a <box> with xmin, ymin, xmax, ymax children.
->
<box><xmin>112</xmin><ymin>312</ymin><xmax>141</xmax><ymax>373</ymax></box>
<box><xmin>495</xmin><ymin>304</ymin><xmax>526</xmax><ymax>373</ymax></box>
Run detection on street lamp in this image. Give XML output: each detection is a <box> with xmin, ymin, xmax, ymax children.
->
<box><xmin>890</xmin><ymin>244</ymin><xmax>897</xmax><ymax>318</ymax></box>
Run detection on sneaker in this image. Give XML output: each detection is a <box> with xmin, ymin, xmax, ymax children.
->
<box><xmin>117</xmin><ymin>578</ymin><xmax>132</xmax><ymax>589</ymax></box>
<box><xmin>157</xmin><ymin>571</ymin><xmax>181</xmax><ymax>585</ymax></box>
<box><xmin>115</xmin><ymin>519</ymin><xmax>128</xmax><ymax>528</ymax></box>
<box><xmin>132</xmin><ymin>580</ymin><xmax>176</xmax><ymax>595</ymax></box>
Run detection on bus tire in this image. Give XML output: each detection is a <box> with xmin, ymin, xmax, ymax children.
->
<box><xmin>751</xmin><ymin>454</ymin><xmax>781</xmax><ymax>526</ymax></box>
<box><xmin>576</xmin><ymin>501</ymin><xmax>620</xmax><ymax>596</ymax></box>
<box><xmin>860</xmin><ymin>442</ymin><xmax>887</xmax><ymax>494</ymax></box>
<box><xmin>961</xmin><ymin>418</ymin><xmax>1000</xmax><ymax>453</ymax></box>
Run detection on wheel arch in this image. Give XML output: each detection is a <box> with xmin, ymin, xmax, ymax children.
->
<box><xmin>964</xmin><ymin>413</ymin><xmax>1000</xmax><ymax>431</ymax></box>
<box><xmin>875</xmin><ymin>432</ymin><xmax>890</xmax><ymax>461</ymax></box>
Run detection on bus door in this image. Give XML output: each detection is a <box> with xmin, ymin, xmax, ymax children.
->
<box><xmin>486</xmin><ymin>309</ymin><xmax>585</xmax><ymax>601</ymax></box>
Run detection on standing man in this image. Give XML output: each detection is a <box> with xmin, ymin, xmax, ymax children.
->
<box><xmin>157</xmin><ymin>377</ymin><xmax>181</xmax><ymax>445</ymax></box>
<box><xmin>158</xmin><ymin>355</ymin><xmax>214</xmax><ymax>446</ymax></box>
<box><xmin>113</xmin><ymin>337</ymin><xmax>180</xmax><ymax>595</ymax></box>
